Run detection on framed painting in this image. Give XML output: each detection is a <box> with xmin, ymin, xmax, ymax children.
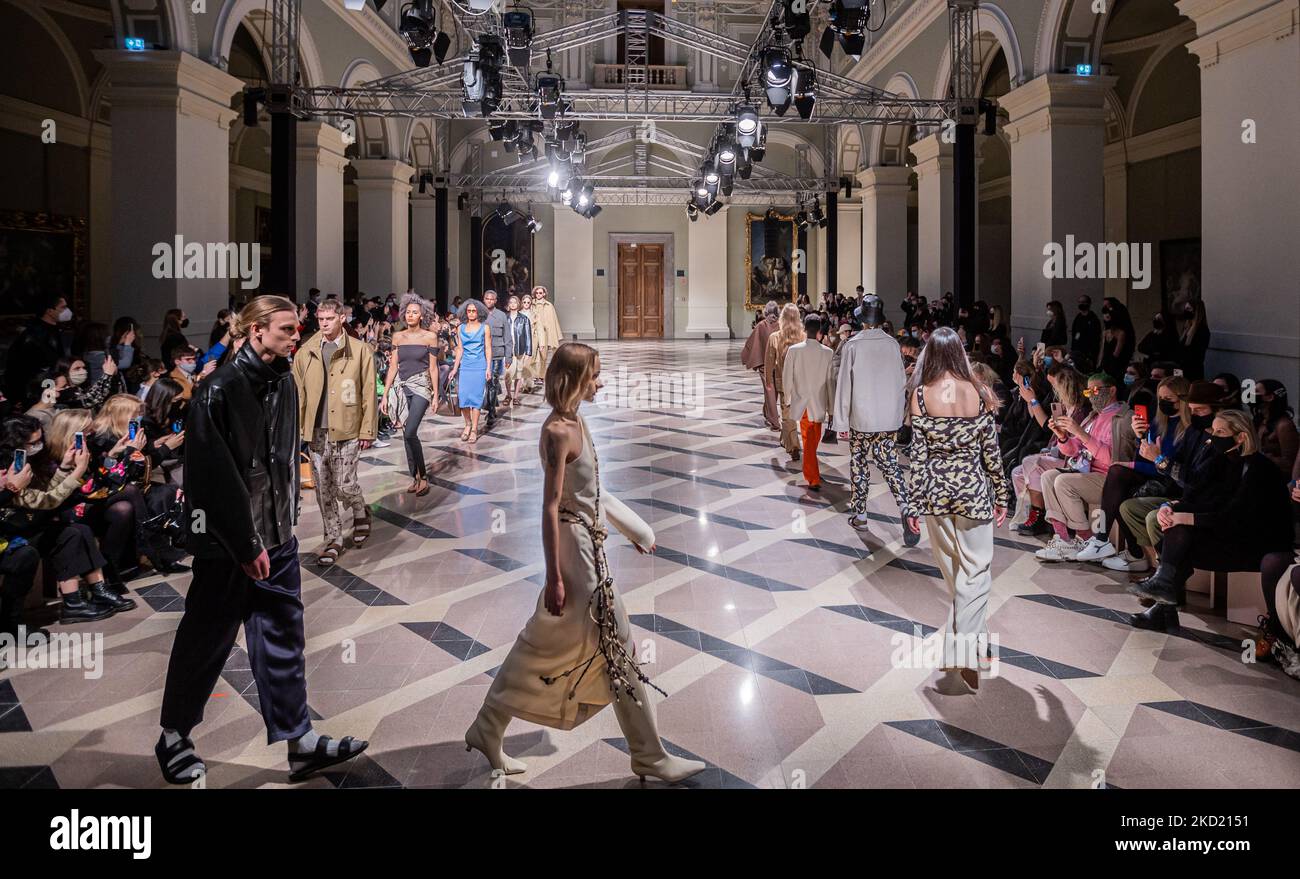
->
<box><xmin>0</xmin><ymin>211</ymin><xmax>87</xmax><ymax>318</ymax></box>
<box><xmin>745</xmin><ymin>210</ymin><xmax>805</xmax><ymax>311</ymax></box>
<box><xmin>480</xmin><ymin>213</ymin><xmax>534</xmax><ymax>301</ymax></box>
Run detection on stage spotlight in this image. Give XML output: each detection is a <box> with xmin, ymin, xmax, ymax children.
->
<box><xmin>736</xmin><ymin>154</ymin><xmax>753</xmax><ymax>180</ymax></box>
<box><xmin>702</xmin><ymin>161</ymin><xmax>720</xmax><ymax>188</ymax></box>
<box><xmin>820</xmin><ymin>0</ymin><xmax>868</xmax><ymax>61</ymax></box>
<box><xmin>749</xmin><ymin>143</ymin><xmax>766</xmax><ymax>162</ymax></box>
<box><xmin>399</xmin><ymin>0</ymin><xmax>450</xmax><ymax>68</ymax></box>
<box><xmin>525</xmin><ymin>214</ymin><xmax>543</xmax><ymax>233</ymax></box>
<box><xmin>535</xmin><ymin>70</ymin><xmax>565</xmax><ymax>119</ymax></box>
<box><xmin>503</xmin><ymin>9</ymin><xmax>534</xmax><ymax>67</ymax></box>
<box><xmin>703</xmin><ymin>199</ymin><xmax>723</xmax><ymax>217</ymax></box>
<box><xmin>686</xmin><ymin>200</ymin><xmax>700</xmax><ymax>222</ymax></box>
<box><xmin>717</xmin><ymin>141</ymin><xmax>737</xmax><ymax>168</ymax></box>
<box><xmin>810</xmin><ymin>197</ymin><xmax>827</xmax><ymax>228</ymax></box>
<box><xmin>495</xmin><ymin>202</ymin><xmax>521</xmax><ymax>225</ymax></box>
<box><xmin>570</xmin><ymin>131</ymin><xmax>587</xmax><ymax>164</ymax></box>
<box><xmin>576</xmin><ymin>183</ymin><xmax>594</xmax><ymax>208</ymax></box>
<box><xmin>793</xmin><ymin>63</ymin><xmax>817</xmax><ymax>120</ymax></box>
<box><xmin>735</xmin><ymin>106</ymin><xmax>761</xmax><ymax>148</ymax></box>
<box><xmin>782</xmin><ymin>0</ymin><xmax>811</xmax><ymax>40</ymax></box>
<box><xmin>418</xmin><ymin>171</ymin><xmax>434</xmax><ymax>194</ymax></box>
<box><xmin>489</xmin><ymin>120</ymin><xmax>516</xmax><ymax>142</ymax></box>
<box><xmin>761</xmin><ymin>45</ymin><xmax>794</xmax><ymax>115</ymax></box>
<box><xmin>462</xmin><ymin>36</ymin><xmax>504</xmax><ymax>117</ymax></box>
<box><xmin>694</xmin><ymin>180</ymin><xmax>709</xmax><ymax>199</ymax></box>
<box><xmin>560</xmin><ymin>181</ymin><xmax>575</xmax><ymax>204</ymax></box>
<box><xmin>242</xmin><ymin>88</ymin><xmax>264</xmax><ymax>127</ymax></box>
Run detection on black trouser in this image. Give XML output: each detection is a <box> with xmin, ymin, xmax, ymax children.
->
<box><xmin>160</xmin><ymin>536</ymin><xmax>310</xmax><ymax>744</ymax></box>
<box><xmin>75</xmin><ymin>484</ymin><xmax>147</xmax><ymax>569</ymax></box>
<box><xmin>403</xmin><ymin>392</ymin><xmax>430</xmax><ymax>479</ymax></box>
<box><xmin>37</xmin><ymin>522</ymin><xmax>107</xmax><ymax>582</ymax></box>
<box><xmin>485</xmin><ymin>357</ymin><xmax>504</xmax><ymax>420</ymax></box>
<box><xmin>0</xmin><ymin>544</ymin><xmax>41</xmax><ymax>632</ymax></box>
<box><xmin>1261</xmin><ymin>552</ymin><xmax>1299</xmax><ymax>643</ymax></box>
<box><xmin>1100</xmin><ymin>465</ymin><xmax>1149</xmax><ymax>553</ymax></box>
<box><xmin>1159</xmin><ymin>525</ymin><xmax>1265</xmax><ymax>587</ymax></box>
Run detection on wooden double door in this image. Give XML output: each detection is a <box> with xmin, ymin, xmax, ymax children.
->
<box><xmin>616</xmin><ymin>242</ymin><xmax>664</xmax><ymax>339</ymax></box>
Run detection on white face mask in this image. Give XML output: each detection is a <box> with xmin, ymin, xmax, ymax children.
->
<box><xmin>26</xmin><ymin>442</ymin><xmax>43</xmax><ymax>456</ymax></box>
<box><xmin>69</xmin><ymin>369</ymin><xmax>88</xmax><ymax>386</ymax></box>
<box><xmin>57</xmin><ymin>307</ymin><xmax>73</xmax><ymax>323</ymax></box>
<box><xmin>178</xmin><ymin>361</ymin><xmax>197</xmax><ymax>375</ymax></box>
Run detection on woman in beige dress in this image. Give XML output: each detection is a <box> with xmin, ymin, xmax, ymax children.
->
<box><xmin>765</xmin><ymin>302</ymin><xmax>805</xmax><ymax>461</ymax></box>
<box><xmin>464</xmin><ymin>343</ymin><xmax>706</xmax><ymax>784</ymax></box>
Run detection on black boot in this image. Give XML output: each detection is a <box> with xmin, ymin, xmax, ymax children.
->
<box><xmin>1129</xmin><ymin>602</ymin><xmax>1181</xmax><ymax>632</ymax></box>
<box><xmin>901</xmin><ymin>514</ymin><xmax>920</xmax><ymax>547</ymax></box>
<box><xmin>59</xmin><ymin>589</ymin><xmax>116</xmax><ymax>624</ymax></box>
<box><xmin>88</xmin><ymin>580</ymin><xmax>137</xmax><ymax>613</ymax></box>
<box><xmin>1129</xmin><ymin>564</ymin><xmax>1181</xmax><ymax>606</ymax></box>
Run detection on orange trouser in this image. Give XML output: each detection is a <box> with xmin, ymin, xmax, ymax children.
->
<box><xmin>799</xmin><ymin>412</ymin><xmax>822</xmax><ymax>486</ymax></box>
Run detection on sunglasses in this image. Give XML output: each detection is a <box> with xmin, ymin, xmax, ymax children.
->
<box><xmin>1082</xmin><ymin>387</ymin><xmax>1111</xmax><ymax>398</ymax></box>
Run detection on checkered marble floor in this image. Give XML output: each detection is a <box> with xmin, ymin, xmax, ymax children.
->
<box><xmin>3</xmin><ymin>340</ymin><xmax>1299</xmax><ymax>789</ymax></box>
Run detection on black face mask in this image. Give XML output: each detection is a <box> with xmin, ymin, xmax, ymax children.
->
<box><xmin>1190</xmin><ymin>413</ymin><xmax>1214</xmax><ymax>431</ymax></box>
<box><xmin>1208</xmin><ymin>434</ymin><xmax>1237</xmax><ymax>455</ymax></box>
<box><xmin>1078</xmin><ymin>304</ymin><xmax>1090</xmax><ymax>312</ymax></box>
<box><xmin>180</xmin><ymin>318</ymin><xmax>189</xmax><ymax>329</ymax></box>
<box><xmin>1158</xmin><ymin>399</ymin><xmax>1179</xmax><ymax>418</ymax></box>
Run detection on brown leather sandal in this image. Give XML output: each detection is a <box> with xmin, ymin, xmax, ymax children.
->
<box><xmin>317</xmin><ymin>542</ymin><xmax>343</xmax><ymax>566</ymax></box>
<box><xmin>351</xmin><ymin>511</ymin><xmax>372</xmax><ymax>548</ymax></box>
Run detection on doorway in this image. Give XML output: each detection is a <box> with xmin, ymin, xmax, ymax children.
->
<box><xmin>616</xmin><ymin>242</ymin><xmax>665</xmax><ymax>338</ymax></box>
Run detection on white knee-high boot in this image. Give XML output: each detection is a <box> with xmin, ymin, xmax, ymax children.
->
<box><xmin>465</xmin><ymin>703</ymin><xmax>527</xmax><ymax>775</ymax></box>
<box><xmin>612</xmin><ymin>674</ymin><xmax>705</xmax><ymax>784</ymax></box>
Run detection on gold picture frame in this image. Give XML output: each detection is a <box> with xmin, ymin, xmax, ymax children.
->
<box><xmin>0</xmin><ymin>210</ymin><xmax>87</xmax><ymax>318</ymax></box>
<box><xmin>745</xmin><ymin>210</ymin><xmax>798</xmax><ymax>311</ymax></box>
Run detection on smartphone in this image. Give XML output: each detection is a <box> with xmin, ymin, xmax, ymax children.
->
<box><xmin>73</xmin><ymin>431</ymin><xmax>84</xmax><ymax>451</ymax></box>
<box><xmin>1022</xmin><ymin>375</ymin><xmax>1032</xmax><ymax>389</ymax></box>
<box><xmin>1035</xmin><ymin>342</ymin><xmax>1046</xmax><ymax>355</ymax></box>
<box><xmin>1051</xmin><ymin>402</ymin><xmax>1065</xmax><ymax>418</ymax></box>
<box><xmin>1133</xmin><ymin>404</ymin><xmax>1148</xmax><ymax>423</ymax></box>
<box><xmin>128</xmin><ymin>418</ymin><xmax>140</xmax><ymax>441</ymax></box>
<box><xmin>172</xmin><ymin>420</ymin><xmax>184</xmax><ymax>434</ymax></box>
<box><xmin>12</xmin><ymin>450</ymin><xmax>25</xmax><ymax>472</ymax></box>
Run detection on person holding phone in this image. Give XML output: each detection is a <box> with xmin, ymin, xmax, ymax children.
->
<box><xmin>1009</xmin><ymin>365</ymin><xmax>1086</xmax><ymax>536</ymax></box>
<box><xmin>0</xmin><ymin>451</ymin><xmax>42</xmax><ymax>641</ymax></box>
<box><xmin>157</xmin><ymin>296</ymin><xmax>369</xmax><ymax>785</ymax></box>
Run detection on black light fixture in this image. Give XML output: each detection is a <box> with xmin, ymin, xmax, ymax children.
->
<box><xmin>735</xmin><ymin>105</ymin><xmax>761</xmax><ymax>148</ymax></box>
<box><xmin>703</xmin><ymin>199</ymin><xmax>723</xmax><ymax>217</ymax></box>
<box><xmin>417</xmin><ymin>171</ymin><xmax>434</xmax><ymax>194</ymax></box>
<box><xmin>525</xmin><ymin>213</ymin><xmax>543</xmax><ymax>233</ymax></box>
<box><xmin>794</xmin><ymin>203</ymin><xmax>810</xmax><ymax>229</ymax></box>
<box><xmin>810</xmin><ymin>196</ymin><xmax>827</xmax><ymax>228</ymax></box>
<box><xmin>821</xmin><ymin>0</ymin><xmax>869</xmax><ymax>61</ymax></box>
<box><xmin>400</xmin><ymin>0</ymin><xmax>451</xmax><ymax>68</ymax></box>
<box><xmin>489</xmin><ymin>120</ymin><xmax>515</xmax><ymax>141</ymax></box>
<box><xmin>462</xmin><ymin>35</ymin><xmax>504</xmax><ymax>117</ymax></box>
<box><xmin>782</xmin><ymin>0</ymin><xmax>811</xmax><ymax>40</ymax></box>
<box><xmin>535</xmin><ymin>51</ymin><xmax>565</xmax><ymax>119</ymax></box>
<box><xmin>686</xmin><ymin>199</ymin><xmax>700</xmax><ymax>222</ymax></box>
<box><xmin>761</xmin><ymin>44</ymin><xmax>794</xmax><ymax>115</ymax></box>
<box><xmin>496</xmin><ymin>201</ymin><xmax>521</xmax><ymax>225</ymax></box>
<box><xmin>457</xmin><ymin>192</ymin><xmax>469</xmax><ymax>210</ymax></box>
<box><xmin>503</xmin><ymin>8</ymin><xmax>534</xmax><ymax>67</ymax></box>
<box><xmin>242</xmin><ymin>88</ymin><xmax>264</xmax><ymax>127</ymax></box>
<box><xmin>793</xmin><ymin>59</ymin><xmax>817</xmax><ymax>120</ymax></box>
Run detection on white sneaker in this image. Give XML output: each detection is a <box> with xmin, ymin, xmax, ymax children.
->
<box><xmin>1075</xmin><ymin>536</ymin><xmax>1118</xmax><ymax>563</ymax></box>
<box><xmin>371</xmin><ymin>438</ymin><xmax>391</xmax><ymax>448</ymax></box>
<box><xmin>1102</xmin><ymin>550</ymin><xmax>1150</xmax><ymax>573</ymax></box>
<box><xmin>1035</xmin><ymin>536</ymin><xmax>1083</xmax><ymax>562</ymax></box>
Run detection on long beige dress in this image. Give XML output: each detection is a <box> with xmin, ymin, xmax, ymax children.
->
<box><xmin>484</xmin><ymin>415</ymin><xmax>655</xmax><ymax>730</ymax></box>
<box><xmin>530</xmin><ymin>298</ymin><xmax>563</xmax><ymax>380</ymax></box>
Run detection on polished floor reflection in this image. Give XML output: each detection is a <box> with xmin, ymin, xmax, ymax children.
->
<box><xmin>3</xmin><ymin>340</ymin><xmax>1298</xmax><ymax>789</ymax></box>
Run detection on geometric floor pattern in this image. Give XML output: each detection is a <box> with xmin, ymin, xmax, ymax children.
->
<box><xmin>2</xmin><ymin>340</ymin><xmax>1298</xmax><ymax>788</ymax></box>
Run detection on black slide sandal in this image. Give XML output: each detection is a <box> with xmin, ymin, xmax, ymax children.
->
<box><xmin>156</xmin><ymin>732</ymin><xmax>206</xmax><ymax>785</ymax></box>
<box><xmin>288</xmin><ymin>735</ymin><xmax>369</xmax><ymax>783</ymax></box>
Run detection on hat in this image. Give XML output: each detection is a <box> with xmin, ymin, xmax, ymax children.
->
<box><xmin>1187</xmin><ymin>380</ymin><xmax>1225</xmax><ymax>406</ymax></box>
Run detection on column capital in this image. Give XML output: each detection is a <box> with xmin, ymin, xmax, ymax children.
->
<box><xmin>908</xmin><ymin>133</ymin><xmax>953</xmax><ymax>179</ymax></box>
<box><xmin>350</xmin><ymin>158</ymin><xmax>415</xmax><ymax>193</ymax></box>
<box><xmin>999</xmin><ymin>73</ymin><xmax>1118</xmax><ymax>142</ymax></box>
<box><xmin>1178</xmin><ymin>0</ymin><xmax>1297</xmax><ymax>67</ymax></box>
<box><xmin>93</xmin><ymin>50</ymin><xmax>242</xmax><ymax>129</ymax></box>
<box><xmin>409</xmin><ymin>193</ymin><xmax>439</xmax><ymax>209</ymax></box>
<box><xmin>297</xmin><ymin>120</ymin><xmax>349</xmax><ymax>175</ymax></box>
<box><xmin>857</xmin><ymin>165</ymin><xmax>913</xmax><ymax>191</ymax></box>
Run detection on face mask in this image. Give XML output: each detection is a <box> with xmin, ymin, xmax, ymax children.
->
<box><xmin>1123</xmin><ymin>374</ymin><xmax>1136</xmax><ymax>386</ymax></box>
<box><xmin>1043</xmin><ymin>356</ymin><xmax>1054</xmax><ymax>369</ymax></box>
<box><xmin>180</xmin><ymin>318</ymin><xmax>190</xmax><ymax>329</ymax></box>
<box><xmin>1088</xmin><ymin>391</ymin><xmax>1112</xmax><ymax>413</ymax></box>
<box><xmin>26</xmin><ymin>442</ymin><xmax>43</xmax><ymax>456</ymax></box>
<box><xmin>178</xmin><ymin>361</ymin><xmax>197</xmax><ymax>375</ymax></box>
<box><xmin>57</xmin><ymin>307</ymin><xmax>73</xmax><ymax>323</ymax></box>
<box><xmin>1157</xmin><ymin>399</ymin><xmax>1178</xmax><ymax>417</ymax></box>
<box><xmin>68</xmin><ymin>369</ymin><xmax>88</xmax><ymax>386</ymax></box>
<box><xmin>1078</xmin><ymin>303</ymin><xmax>1090</xmax><ymax>312</ymax></box>
<box><xmin>1190</xmin><ymin>413</ymin><xmax>1214</xmax><ymax>430</ymax></box>
<box><xmin>1209</xmin><ymin>434</ymin><xmax>1237</xmax><ymax>454</ymax></box>
<box><xmin>991</xmin><ymin>346</ymin><xmax>1002</xmax><ymax>356</ymax></box>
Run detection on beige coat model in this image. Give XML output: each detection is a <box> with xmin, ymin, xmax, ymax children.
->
<box><xmin>529</xmin><ymin>298</ymin><xmax>563</xmax><ymax>379</ymax></box>
<box><xmin>291</xmin><ymin>331</ymin><xmax>378</xmax><ymax>443</ymax></box>
<box><xmin>485</xmin><ymin>415</ymin><xmax>654</xmax><ymax>730</ymax></box>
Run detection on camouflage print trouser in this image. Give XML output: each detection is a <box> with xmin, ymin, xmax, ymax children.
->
<box><xmin>309</xmin><ymin>429</ymin><xmax>367</xmax><ymax>546</ymax></box>
<box><xmin>848</xmin><ymin>430</ymin><xmax>911</xmax><ymax>519</ymax></box>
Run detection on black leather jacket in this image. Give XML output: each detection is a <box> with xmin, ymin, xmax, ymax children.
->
<box><xmin>184</xmin><ymin>342</ymin><xmax>299</xmax><ymax>563</ymax></box>
<box><xmin>508</xmin><ymin>312</ymin><xmax>533</xmax><ymax>358</ymax></box>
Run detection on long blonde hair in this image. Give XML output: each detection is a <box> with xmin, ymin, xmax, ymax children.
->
<box><xmin>777</xmin><ymin>302</ymin><xmax>805</xmax><ymax>347</ymax></box>
<box><xmin>92</xmin><ymin>394</ymin><xmax>143</xmax><ymax>440</ymax></box>
<box><xmin>48</xmin><ymin>409</ymin><xmax>92</xmax><ymax>462</ymax></box>
<box><xmin>544</xmin><ymin>342</ymin><xmax>598</xmax><ymax>415</ymax></box>
<box><xmin>1215</xmin><ymin>409</ymin><xmax>1258</xmax><ymax>456</ymax></box>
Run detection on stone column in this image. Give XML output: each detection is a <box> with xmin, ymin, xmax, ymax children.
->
<box><xmin>910</xmin><ymin>133</ymin><xmax>954</xmax><ymax>299</ymax></box>
<box><xmin>296</xmin><ymin>120</ymin><xmax>348</xmax><ymax>296</ymax></box>
<box><xmin>410</xmin><ymin>193</ymin><xmax>438</xmax><ymax>299</ymax></box>
<box><xmin>351</xmin><ymin>158</ymin><xmax>414</xmax><ymax>298</ymax></box>
<box><xmin>550</xmin><ymin>207</ymin><xmax>596</xmax><ymax>339</ymax></box>
<box><xmin>94</xmin><ymin>50</ymin><xmax>242</xmax><ymax>348</ymax></box>
<box><xmin>858</xmin><ymin>165</ymin><xmax>912</xmax><ymax>299</ymax></box>
<box><xmin>88</xmin><ymin>126</ymin><xmax>113</xmax><ymax>322</ymax></box>
<box><xmin>1000</xmin><ymin>73</ymin><xmax>1116</xmax><ymax>342</ymax></box>
<box><xmin>1177</xmin><ymin>0</ymin><xmax>1299</xmax><ymax>393</ymax></box>
<box><xmin>684</xmin><ymin>205</ymin><xmax>729</xmax><ymax>338</ymax></box>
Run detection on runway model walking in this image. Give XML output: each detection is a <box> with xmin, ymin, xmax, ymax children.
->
<box><xmin>904</xmin><ymin>327</ymin><xmax>1011</xmax><ymax>694</ymax></box>
<box><xmin>382</xmin><ymin>294</ymin><xmax>438</xmax><ymax>496</ymax></box>
<box><xmin>464</xmin><ymin>343</ymin><xmax>705</xmax><ymax>784</ymax></box>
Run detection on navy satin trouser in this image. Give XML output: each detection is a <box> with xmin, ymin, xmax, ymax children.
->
<box><xmin>160</xmin><ymin>536</ymin><xmax>311</xmax><ymax>744</ymax></box>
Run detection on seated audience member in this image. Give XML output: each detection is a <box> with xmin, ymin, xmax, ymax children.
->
<box><xmin>1010</xmin><ymin>365</ymin><xmax>1086</xmax><ymax>535</ymax></box>
<box><xmin>1256</xmin><ymin>456</ymin><xmax>1300</xmax><ymax>662</ymax></box>
<box><xmin>51</xmin><ymin>355</ymin><xmax>121</xmax><ymax>411</ymax></box>
<box><xmin>1253</xmin><ymin>379</ymin><xmax>1298</xmax><ymax>476</ymax></box>
<box><xmin>0</xmin><ymin>452</ymin><xmax>40</xmax><ymax>641</ymax></box>
<box><xmin>130</xmin><ymin>358</ymin><xmax>168</xmax><ymax>402</ymax></box>
<box><xmin>168</xmin><ymin>345</ymin><xmax>199</xmax><ymax>401</ymax></box>
<box><xmin>1035</xmin><ymin>373</ymin><xmax>1128</xmax><ymax>562</ymax></box>
<box><xmin>1129</xmin><ymin>409</ymin><xmax>1292</xmax><ymax>629</ymax></box>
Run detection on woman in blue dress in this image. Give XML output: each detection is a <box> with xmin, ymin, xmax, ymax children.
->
<box><xmin>454</xmin><ymin>301</ymin><xmax>492</xmax><ymax>443</ymax></box>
